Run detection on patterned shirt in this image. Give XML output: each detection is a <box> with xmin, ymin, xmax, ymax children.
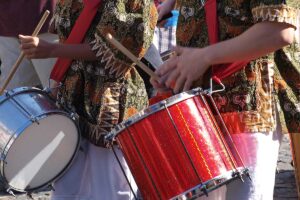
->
<box><xmin>50</xmin><ymin>0</ymin><xmax>157</xmax><ymax>147</ymax></box>
<box><xmin>176</xmin><ymin>0</ymin><xmax>300</xmax><ymax>134</ymax></box>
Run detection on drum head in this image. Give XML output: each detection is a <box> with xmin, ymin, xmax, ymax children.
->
<box><xmin>3</xmin><ymin>114</ymin><xmax>79</xmax><ymax>191</ymax></box>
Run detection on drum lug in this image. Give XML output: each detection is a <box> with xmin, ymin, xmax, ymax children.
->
<box><xmin>237</xmin><ymin>172</ymin><xmax>244</xmax><ymax>183</ymax></box>
<box><xmin>200</xmin><ymin>185</ymin><xmax>208</xmax><ymax>197</ymax></box>
<box><xmin>192</xmin><ymin>87</ymin><xmax>203</xmax><ymax>95</ymax></box>
<box><xmin>124</xmin><ymin>120</ymin><xmax>132</xmax><ymax>127</ymax></box>
<box><xmin>30</xmin><ymin>116</ymin><xmax>40</xmax><ymax>125</ymax></box>
<box><xmin>48</xmin><ymin>183</ymin><xmax>55</xmax><ymax>191</ymax></box>
<box><xmin>6</xmin><ymin>188</ymin><xmax>15</xmax><ymax>197</ymax></box>
<box><xmin>0</xmin><ymin>154</ymin><xmax>7</xmax><ymax>164</ymax></box>
<box><xmin>243</xmin><ymin>168</ymin><xmax>252</xmax><ymax>181</ymax></box>
<box><xmin>159</xmin><ymin>100</ymin><xmax>167</xmax><ymax>106</ymax></box>
<box><xmin>70</xmin><ymin>112</ymin><xmax>79</xmax><ymax>121</ymax></box>
<box><xmin>4</xmin><ymin>91</ymin><xmax>11</xmax><ymax>97</ymax></box>
<box><xmin>43</xmin><ymin>87</ymin><xmax>52</xmax><ymax>94</ymax></box>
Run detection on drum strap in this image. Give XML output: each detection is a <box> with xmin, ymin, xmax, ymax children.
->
<box><xmin>50</xmin><ymin>0</ymin><xmax>102</xmax><ymax>82</ymax></box>
<box><xmin>204</xmin><ymin>0</ymin><xmax>250</xmax><ymax>81</ymax></box>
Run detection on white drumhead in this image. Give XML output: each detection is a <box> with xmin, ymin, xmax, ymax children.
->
<box><xmin>4</xmin><ymin>114</ymin><xmax>79</xmax><ymax>191</ymax></box>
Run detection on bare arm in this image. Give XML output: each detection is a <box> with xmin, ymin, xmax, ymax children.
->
<box><xmin>154</xmin><ymin>21</ymin><xmax>296</xmax><ymax>93</ymax></box>
<box><xmin>204</xmin><ymin>21</ymin><xmax>295</xmax><ymax>65</ymax></box>
<box><xmin>19</xmin><ymin>34</ymin><xmax>97</xmax><ymax>60</ymax></box>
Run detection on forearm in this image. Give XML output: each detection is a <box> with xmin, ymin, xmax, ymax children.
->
<box><xmin>50</xmin><ymin>43</ymin><xmax>97</xmax><ymax>60</ymax></box>
<box><xmin>203</xmin><ymin>22</ymin><xmax>295</xmax><ymax>65</ymax></box>
<box><xmin>165</xmin><ymin>0</ymin><xmax>176</xmax><ymax>9</ymax></box>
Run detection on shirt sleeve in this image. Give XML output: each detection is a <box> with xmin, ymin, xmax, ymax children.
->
<box><xmin>89</xmin><ymin>0</ymin><xmax>158</xmax><ymax>68</ymax></box>
<box><xmin>250</xmin><ymin>0</ymin><xmax>299</xmax><ymax>29</ymax></box>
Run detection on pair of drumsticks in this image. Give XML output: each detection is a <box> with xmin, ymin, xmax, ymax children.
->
<box><xmin>0</xmin><ymin>10</ymin><xmax>162</xmax><ymax>95</ymax></box>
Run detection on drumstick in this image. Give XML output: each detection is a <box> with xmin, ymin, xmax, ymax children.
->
<box><xmin>0</xmin><ymin>10</ymin><xmax>50</xmax><ymax>95</ymax></box>
<box><xmin>106</xmin><ymin>33</ymin><xmax>160</xmax><ymax>81</ymax></box>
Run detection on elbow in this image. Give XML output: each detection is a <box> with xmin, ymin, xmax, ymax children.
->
<box><xmin>278</xmin><ymin>27</ymin><xmax>295</xmax><ymax>46</ymax></box>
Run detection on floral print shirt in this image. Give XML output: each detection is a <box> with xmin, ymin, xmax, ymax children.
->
<box><xmin>50</xmin><ymin>0</ymin><xmax>157</xmax><ymax>147</ymax></box>
<box><xmin>176</xmin><ymin>0</ymin><xmax>300</xmax><ymax>134</ymax></box>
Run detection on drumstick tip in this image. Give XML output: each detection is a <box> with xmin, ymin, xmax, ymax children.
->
<box><xmin>106</xmin><ymin>33</ymin><xmax>112</xmax><ymax>40</ymax></box>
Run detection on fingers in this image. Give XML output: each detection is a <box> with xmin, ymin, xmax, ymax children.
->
<box><xmin>18</xmin><ymin>34</ymin><xmax>40</xmax><ymax>58</ymax></box>
<box><xmin>151</xmin><ymin>45</ymin><xmax>195</xmax><ymax>93</ymax></box>
<box><xmin>156</xmin><ymin>56</ymin><xmax>178</xmax><ymax>77</ymax></box>
<box><xmin>22</xmin><ymin>49</ymin><xmax>36</xmax><ymax>59</ymax></box>
<box><xmin>183</xmin><ymin>79</ymin><xmax>193</xmax><ymax>92</ymax></box>
<box><xmin>21</xmin><ymin>43</ymin><xmax>34</xmax><ymax>50</ymax></box>
<box><xmin>18</xmin><ymin>34</ymin><xmax>34</xmax><ymax>43</ymax></box>
<box><xmin>18</xmin><ymin>35</ymin><xmax>39</xmax><ymax>47</ymax></box>
<box><xmin>173</xmin><ymin>75</ymin><xmax>187</xmax><ymax>94</ymax></box>
<box><xmin>150</xmin><ymin>77</ymin><xmax>164</xmax><ymax>89</ymax></box>
<box><xmin>164</xmin><ymin>69</ymin><xmax>179</xmax><ymax>88</ymax></box>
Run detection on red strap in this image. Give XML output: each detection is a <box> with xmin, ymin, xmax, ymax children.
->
<box><xmin>213</xmin><ymin>61</ymin><xmax>250</xmax><ymax>80</ymax></box>
<box><xmin>50</xmin><ymin>0</ymin><xmax>102</xmax><ymax>82</ymax></box>
<box><xmin>204</xmin><ymin>0</ymin><xmax>218</xmax><ymax>45</ymax></box>
<box><xmin>204</xmin><ymin>0</ymin><xmax>249</xmax><ymax>80</ymax></box>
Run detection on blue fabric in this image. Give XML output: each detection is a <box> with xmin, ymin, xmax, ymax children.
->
<box><xmin>164</xmin><ymin>10</ymin><xmax>179</xmax><ymax>28</ymax></box>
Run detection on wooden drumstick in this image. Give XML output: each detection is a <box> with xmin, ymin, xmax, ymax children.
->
<box><xmin>106</xmin><ymin>33</ymin><xmax>160</xmax><ymax>81</ymax></box>
<box><xmin>0</xmin><ymin>10</ymin><xmax>50</xmax><ymax>95</ymax></box>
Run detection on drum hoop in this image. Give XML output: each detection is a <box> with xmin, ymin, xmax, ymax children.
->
<box><xmin>107</xmin><ymin>87</ymin><xmax>205</xmax><ymax>139</ymax></box>
<box><xmin>0</xmin><ymin>87</ymin><xmax>45</xmax><ymax>105</ymax></box>
<box><xmin>0</xmin><ymin>111</ymin><xmax>81</xmax><ymax>192</ymax></box>
<box><xmin>170</xmin><ymin>167</ymin><xmax>248</xmax><ymax>200</ymax></box>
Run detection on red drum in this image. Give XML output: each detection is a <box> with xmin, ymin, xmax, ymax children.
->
<box><xmin>107</xmin><ymin>88</ymin><xmax>248</xmax><ymax>200</ymax></box>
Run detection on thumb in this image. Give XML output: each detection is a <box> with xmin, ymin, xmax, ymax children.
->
<box><xmin>18</xmin><ymin>34</ymin><xmax>33</xmax><ymax>43</ymax></box>
<box><xmin>18</xmin><ymin>34</ymin><xmax>25</xmax><ymax>40</ymax></box>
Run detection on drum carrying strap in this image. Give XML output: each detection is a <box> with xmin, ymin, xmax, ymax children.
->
<box><xmin>204</xmin><ymin>0</ymin><xmax>250</xmax><ymax>81</ymax></box>
<box><xmin>50</xmin><ymin>0</ymin><xmax>102</xmax><ymax>82</ymax></box>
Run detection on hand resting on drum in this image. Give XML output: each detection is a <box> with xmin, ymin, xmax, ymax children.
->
<box><xmin>151</xmin><ymin>22</ymin><xmax>296</xmax><ymax>94</ymax></box>
<box><xmin>150</xmin><ymin>46</ymin><xmax>208</xmax><ymax>94</ymax></box>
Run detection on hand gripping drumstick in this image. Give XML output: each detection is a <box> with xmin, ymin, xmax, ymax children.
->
<box><xmin>0</xmin><ymin>10</ymin><xmax>50</xmax><ymax>95</ymax></box>
<box><xmin>106</xmin><ymin>33</ymin><xmax>160</xmax><ymax>81</ymax></box>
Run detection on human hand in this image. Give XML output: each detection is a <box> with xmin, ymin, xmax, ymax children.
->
<box><xmin>156</xmin><ymin>0</ymin><xmax>175</xmax><ymax>27</ymax></box>
<box><xmin>48</xmin><ymin>80</ymin><xmax>60</xmax><ymax>100</ymax></box>
<box><xmin>153</xmin><ymin>46</ymin><xmax>211</xmax><ymax>94</ymax></box>
<box><xmin>19</xmin><ymin>34</ymin><xmax>54</xmax><ymax>59</ymax></box>
<box><xmin>150</xmin><ymin>73</ymin><xmax>169</xmax><ymax>93</ymax></box>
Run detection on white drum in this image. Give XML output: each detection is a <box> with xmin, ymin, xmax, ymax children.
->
<box><xmin>0</xmin><ymin>87</ymin><xmax>80</xmax><ymax>193</ymax></box>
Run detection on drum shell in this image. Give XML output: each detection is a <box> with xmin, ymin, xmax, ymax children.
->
<box><xmin>0</xmin><ymin>87</ymin><xmax>80</xmax><ymax>192</ymax></box>
<box><xmin>110</xmin><ymin>89</ymin><xmax>243</xmax><ymax>200</ymax></box>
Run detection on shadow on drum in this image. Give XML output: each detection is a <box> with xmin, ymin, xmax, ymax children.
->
<box><xmin>0</xmin><ymin>87</ymin><xmax>80</xmax><ymax>195</ymax></box>
<box><xmin>106</xmin><ymin>87</ymin><xmax>249</xmax><ymax>200</ymax></box>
